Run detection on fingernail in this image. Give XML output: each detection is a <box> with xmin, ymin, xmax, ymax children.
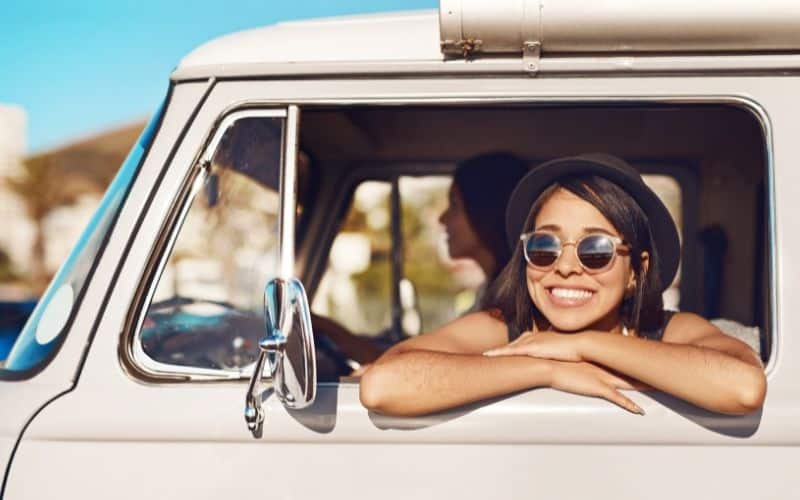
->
<box><xmin>635</xmin><ymin>405</ymin><xmax>646</xmax><ymax>415</ymax></box>
<box><xmin>483</xmin><ymin>351</ymin><xmax>494</xmax><ymax>356</ymax></box>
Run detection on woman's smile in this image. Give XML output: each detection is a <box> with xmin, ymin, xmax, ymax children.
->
<box><xmin>545</xmin><ymin>286</ymin><xmax>596</xmax><ymax>308</ymax></box>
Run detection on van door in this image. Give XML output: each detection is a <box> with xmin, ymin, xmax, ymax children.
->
<box><xmin>5</xmin><ymin>76</ymin><xmax>798</xmax><ymax>500</ymax></box>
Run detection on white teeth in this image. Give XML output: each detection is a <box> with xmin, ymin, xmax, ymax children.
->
<box><xmin>550</xmin><ymin>288</ymin><xmax>593</xmax><ymax>299</ymax></box>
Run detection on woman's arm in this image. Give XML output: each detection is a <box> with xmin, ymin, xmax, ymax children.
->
<box><xmin>360</xmin><ymin>350</ymin><xmax>551</xmax><ymax>416</ymax></box>
<box><xmin>486</xmin><ymin>312</ymin><xmax>767</xmax><ymax>415</ymax></box>
<box><xmin>360</xmin><ymin>312</ymin><xmax>644</xmax><ymax>416</ymax></box>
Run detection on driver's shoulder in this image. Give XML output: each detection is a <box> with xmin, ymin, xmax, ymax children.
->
<box><xmin>456</xmin><ymin>308</ymin><xmax>508</xmax><ymax>329</ymax></box>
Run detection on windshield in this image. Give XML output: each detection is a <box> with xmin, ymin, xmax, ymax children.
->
<box><xmin>0</xmin><ymin>101</ymin><xmax>165</xmax><ymax>379</ymax></box>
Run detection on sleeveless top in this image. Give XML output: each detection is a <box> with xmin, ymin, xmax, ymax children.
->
<box><xmin>506</xmin><ymin>310</ymin><xmax>677</xmax><ymax>342</ymax></box>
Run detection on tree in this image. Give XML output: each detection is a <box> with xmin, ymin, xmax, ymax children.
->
<box><xmin>0</xmin><ymin>247</ymin><xmax>16</xmax><ymax>283</ymax></box>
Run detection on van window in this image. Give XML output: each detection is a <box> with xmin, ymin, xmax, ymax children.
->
<box><xmin>139</xmin><ymin>116</ymin><xmax>283</xmax><ymax>372</ymax></box>
<box><xmin>135</xmin><ymin>102</ymin><xmax>771</xmax><ymax>382</ymax></box>
<box><xmin>299</xmin><ymin>103</ymin><xmax>770</xmax><ymax>367</ymax></box>
<box><xmin>311</xmin><ymin>175</ymin><xmax>487</xmax><ymax>341</ymax></box>
<box><xmin>312</xmin><ymin>181</ymin><xmax>393</xmax><ymax>336</ymax></box>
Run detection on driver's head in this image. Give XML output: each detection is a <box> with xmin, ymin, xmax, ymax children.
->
<box><xmin>439</xmin><ymin>152</ymin><xmax>528</xmax><ymax>278</ymax></box>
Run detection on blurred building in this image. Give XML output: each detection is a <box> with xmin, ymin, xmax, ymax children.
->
<box><xmin>0</xmin><ymin>103</ymin><xmax>144</xmax><ymax>297</ymax></box>
<box><xmin>27</xmin><ymin>119</ymin><xmax>145</xmax><ymax>278</ymax></box>
<box><xmin>0</xmin><ymin>104</ymin><xmax>34</xmax><ymax>298</ymax></box>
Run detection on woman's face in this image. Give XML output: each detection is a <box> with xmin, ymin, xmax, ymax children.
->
<box><xmin>439</xmin><ymin>185</ymin><xmax>482</xmax><ymax>261</ymax></box>
<box><xmin>527</xmin><ymin>188</ymin><xmax>638</xmax><ymax>333</ymax></box>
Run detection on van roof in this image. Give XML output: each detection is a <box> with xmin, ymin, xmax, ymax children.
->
<box><xmin>176</xmin><ymin>10</ymin><xmax>442</xmax><ymax>73</ymax></box>
<box><xmin>172</xmin><ymin>6</ymin><xmax>800</xmax><ymax>81</ymax></box>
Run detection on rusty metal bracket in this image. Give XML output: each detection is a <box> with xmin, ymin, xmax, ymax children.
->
<box><xmin>441</xmin><ymin>38</ymin><xmax>483</xmax><ymax>59</ymax></box>
<box><xmin>523</xmin><ymin>41</ymin><xmax>542</xmax><ymax>73</ymax></box>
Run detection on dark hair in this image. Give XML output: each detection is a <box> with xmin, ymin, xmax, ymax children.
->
<box><xmin>452</xmin><ymin>152</ymin><xmax>529</xmax><ymax>280</ymax></box>
<box><xmin>484</xmin><ymin>175</ymin><xmax>665</xmax><ymax>335</ymax></box>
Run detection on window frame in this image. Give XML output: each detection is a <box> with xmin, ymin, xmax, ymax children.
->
<box><xmin>125</xmin><ymin>107</ymin><xmax>293</xmax><ymax>382</ymax></box>
<box><xmin>122</xmin><ymin>97</ymin><xmax>776</xmax><ymax>384</ymax></box>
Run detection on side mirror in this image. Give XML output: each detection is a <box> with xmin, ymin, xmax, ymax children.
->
<box><xmin>245</xmin><ymin>277</ymin><xmax>316</xmax><ymax>438</ymax></box>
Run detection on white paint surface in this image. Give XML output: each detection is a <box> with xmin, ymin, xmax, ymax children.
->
<box><xmin>35</xmin><ymin>284</ymin><xmax>74</xmax><ymax>345</ymax></box>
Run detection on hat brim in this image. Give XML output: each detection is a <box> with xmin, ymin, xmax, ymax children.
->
<box><xmin>505</xmin><ymin>156</ymin><xmax>681</xmax><ymax>292</ymax></box>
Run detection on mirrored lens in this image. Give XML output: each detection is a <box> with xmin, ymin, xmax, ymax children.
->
<box><xmin>525</xmin><ymin>233</ymin><xmax>561</xmax><ymax>267</ymax></box>
<box><xmin>577</xmin><ymin>235</ymin><xmax>615</xmax><ymax>269</ymax></box>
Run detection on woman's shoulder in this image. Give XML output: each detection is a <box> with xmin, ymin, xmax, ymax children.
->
<box><xmin>481</xmin><ymin>308</ymin><xmax>525</xmax><ymax>343</ymax></box>
<box><xmin>659</xmin><ymin>311</ymin><xmax>719</xmax><ymax>343</ymax></box>
<box><xmin>425</xmin><ymin>309</ymin><xmax>509</xmax><ymax>352</ymax></box>
<box><xmin>458</xmin><ymin>308</ymin><xmax>508</xmax><ymax>329</ymax></box>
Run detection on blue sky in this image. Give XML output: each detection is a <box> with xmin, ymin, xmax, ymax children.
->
<box><xmin>1</xmin><ymin>0</ymin><xmax>436</xmax><ymax>152</ymax></box>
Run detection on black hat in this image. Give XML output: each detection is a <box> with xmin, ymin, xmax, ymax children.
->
<box><xmin>505</xmin><ymin>154</ymin><xmax>680</xmax><ymax>291</ymax></box>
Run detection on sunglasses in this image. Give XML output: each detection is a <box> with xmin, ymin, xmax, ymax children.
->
<box><xmin>520</xmin><ymin>231</ymin><xmax>629</xmax><ymax>273</ymax></box>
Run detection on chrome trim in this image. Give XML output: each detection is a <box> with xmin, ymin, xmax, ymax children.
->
<box><xmin>124</xmin><ymin>93</ymin><xmax>776</xmax><ymax>383</ymax></box>
<box><xmin>279</xmin><ymin>105</ymin><xmax>300</xmax><ymax>280</ymax></box>
<box><xmin>735</xmin><ymin>97</ymin><xmax>779</xmax><ymax>378</ymax></box>
<box><xmin>124</xmin><ymin>107</ymin><xmax>290</xmax><ymax>382</ymax></box>
<box><xmin>202</xmin><ymin>108</ymin><xmax>287</xmax><ymax>166</ymax></box>
<box><xmin>128</xmin><ymin>159</ymin><xmax>245</xmax><ymax>381</ymax></box>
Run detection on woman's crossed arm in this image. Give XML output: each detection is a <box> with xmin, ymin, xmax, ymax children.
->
<box><xmin>485</xmin><ymin>312</ymin><xmax>767</xmax><ymax>415</ymax></box>
<box><xmin>360</xmin><ymin>312</ymin><xmax>645</xmax><ymax>416</ymax></box>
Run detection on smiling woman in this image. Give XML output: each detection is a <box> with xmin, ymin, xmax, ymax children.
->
<box><xmin>494</xmin><ymin>156</ymin><xmax>678</xmax><ymax>339</ymax></box>
<box><xmin>359</xmin><ymin>154</ymin><xmax>767</xmax><ymax>417</ymax></box>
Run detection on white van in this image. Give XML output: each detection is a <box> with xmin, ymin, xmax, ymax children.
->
<box><xmin>2</xmin><ymin>1</ymin><xmax>799</xmax><ymax>498</ymax></box>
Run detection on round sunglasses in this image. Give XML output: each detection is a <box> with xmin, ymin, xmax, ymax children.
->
<box><xmin>520</xmin><ymin>231</ymin><xmax>629</xmax><ymax>272</ymax></box>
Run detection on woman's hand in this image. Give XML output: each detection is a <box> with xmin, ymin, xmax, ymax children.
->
<box><xmin>484</xmin><ymin>331</ymin><xmax>650</xmax><ymax>413</ymax></box>
<box><xmin>484</xmin><ymin>330</ymin><xmax>587</xmax><ymax>362</ymax></box>
<box><xmin>548</xmin><ymin>361</ymin><xmax>645</xmax><ymax>415</ymax></box>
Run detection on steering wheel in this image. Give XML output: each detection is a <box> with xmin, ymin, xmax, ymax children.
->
<box><xmin>144</xmin><ymin>296</ymin><xmax>355</xmax><ymax>379</ymax></box>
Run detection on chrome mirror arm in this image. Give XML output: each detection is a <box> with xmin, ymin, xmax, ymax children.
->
<box><xmin>245</xmin><ymin>277</ymin><xmax>315</xmax><ymax>438</ymax></box>
<box><xmin>244</xmin><ymin>330</ymin><xmax>287</xmax><ymax>438</ymax></box>
<box><xmin>244</xmin><ymin>277</ymin><xmax>291</xmax><ymax>438</ymax></box>
<box><xmin>244</xmin><ymin>349</ymin><xmax>268</xmax><ymax>437</ymax></box>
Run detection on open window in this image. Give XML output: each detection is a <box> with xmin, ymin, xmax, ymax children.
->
<box><xmin>298</xmin><ymin>103</ymin><xmax>771</xmax><ymax>375</ymax></box>
<box><xmin>129</xmin><ymin>101</ymin><xmax>772</xmax><ymax>383</ymax></box>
